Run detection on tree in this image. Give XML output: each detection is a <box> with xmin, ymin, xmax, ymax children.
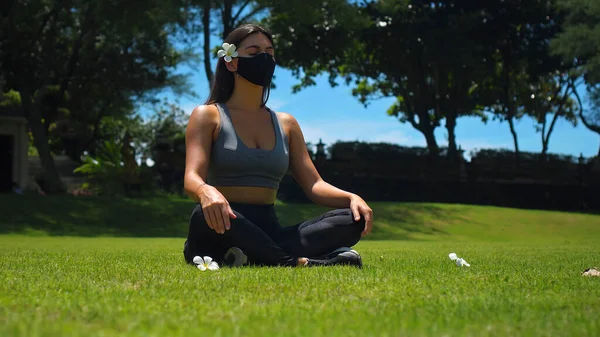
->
<box><xmin>266</xmin><ymin>1</ymin><xmax>498</xmax><ymax>157</ymax></box>
<box><xmin>474</xmin><ymin>0</ymin><xmax>565</xmax><ymax>161</ymax></box>
<box><xmin>551</xmin><ymin>0</ymin><xmax>600</xmax><ymax>156</ymax></box>
<box><xmin>0</xmin><ymin>0</ymin><xmax>189</xmax><ymax>193</ymax></box>
<box><xmin>525</xmin><ymin>74</ymin><xmax>578</xmax><ymax>159</ymax></box>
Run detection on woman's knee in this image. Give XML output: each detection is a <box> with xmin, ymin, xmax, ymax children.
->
<box><xmin>336</xmin><ymin>208</ymin><xmax>366</xmax><ymax>228</ymax></box>
<box><xmin>321</xmin><ymin>208</ymin><xmax>364</xmax><ymax>247</ymax></box>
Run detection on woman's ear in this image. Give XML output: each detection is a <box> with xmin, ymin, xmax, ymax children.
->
<box><xmin>225</xmin><ymin>58</ymin><xmax>238</xmax><ymax>72</ymax></box>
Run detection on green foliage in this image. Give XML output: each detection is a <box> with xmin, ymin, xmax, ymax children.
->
<box><xmin>586</xmin><ymin>86</ymin><xmax>600</xmax><ymax>127</ymax></box>
<box><xmin>143</xmin><ymin>101</ymin><xmax>189</xmax><ymax>157</ymax></box>
<box><xmin>551</xmin><ymin>0</ymin><xmax>600</xmax><ymax>145</ymax></box>
<box><xmin>324</xmin><ymin>141</ymin><xmax>585</xmax><ymax>169</ymax></box>
<box><xmin>73</xmin><ymin>140</ymin><xmax>126</xmax><ymax>195</ymax></box>
<box><xmin>70</xmin><ymin>100</ymin><xmax>187</xmax><ymax>195</ymax></box>
<box><xmin>552</xmin><ymin>0</ymin><xmax>600</xmax><ymax>84</ymax></box>
<box><xmin>328</xmin><ymin>141</ymin><xmax>442</xmax><ymax>161</ymax></box>
<box><xmin>0</xmin><ymin>0</ymin><xmax>193</xmax><ymax>192</ymax></box>
<box><xmin>0</xmin><ymin>90</ymin><xmax>21</xmax><ymax>110</ymax></box>
<box><xmin>471</xmin><ymin>148</ymin><xmax>579</xmax><ymax>165</ymax></box>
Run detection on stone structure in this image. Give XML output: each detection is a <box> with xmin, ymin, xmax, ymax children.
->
<box><xmin>0</xmin><ymin>109</ymin><xmax>28</xmax><ymax>192</ymax></box>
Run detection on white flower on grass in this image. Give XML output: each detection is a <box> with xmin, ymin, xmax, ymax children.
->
<box><xmin>455</xmin><ymin>258</ymin><xmax>470</xmax><ymax>267</ymax></box>
<box><xmin>217</xmin><ymin>43</ymin><xmax>238</xmax><ymax>62</ymax></box>
<box><xmin>448</xmin><ymin>252</ymin><xmax>470</xmax><ymax>267</ymax></box>
<box><xmin>193</xmin><ymin>256</ymin><xmax>220</xmax><ymax>271</ymax></box>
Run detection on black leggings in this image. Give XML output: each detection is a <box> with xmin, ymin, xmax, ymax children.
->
<box><xmin>183</xmin><ymin>202</ymin><xmax>364</xmax><ymax>267</ymax></box>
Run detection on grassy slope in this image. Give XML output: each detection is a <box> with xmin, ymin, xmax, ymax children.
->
<box><xmin>1</xmin><ymin>194</ymin><xmax>599</xmax><ymax>243</ymax></box>
<box><xmin>1</xmin><ymin>194</ymin><xmax>600</xmax><ymax>336</ymax></box>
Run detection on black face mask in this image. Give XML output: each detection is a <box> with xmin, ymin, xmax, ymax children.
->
<box><xmin>236</xmin><ymin>53</ymin><xmax>276</xmax><ymax>87</ymax></box>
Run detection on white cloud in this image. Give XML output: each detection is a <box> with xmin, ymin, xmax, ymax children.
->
<box><xmin>297</xmin><ymin>119</ymin><xmax>423</xmax><ymax>146</ymax></box>
<box><xmin>372</xmin><ymin>130</ymin><xmax>424</xmax><ymax>146</ymax></box>
<box><xmin>457</xmin><ymin>139</ymin><xmax>511</xmax><ymax>152</ymax></box>
<box><xmin>266</xmin><ymin>97</ymin><xmax>289</xmax><ymax>111</ymax></box>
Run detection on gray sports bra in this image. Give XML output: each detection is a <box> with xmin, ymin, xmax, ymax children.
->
<box><xmin>206</xmin><ymin>103</ymin><xmax>290</xmax><ymax>189</ymax></box>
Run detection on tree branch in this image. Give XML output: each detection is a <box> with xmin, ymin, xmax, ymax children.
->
<box><xmin>55</xmin><ymin>6</ymin><xmax>96</xmax><ymax>110</ymax></box>
<box><xmin>543</xmin><ymin>78</ymin><xmax>570</xmax><ymax>145</ymax></box>
<box><xmin>572</xmin><ymin>79</ymin><xmax>600</xmax><ymax>133</ymax></box>
<box><xmin>397</xmin><ymin>81</ymin><xmax>419</xmax><ymax>130</ymax></box>
<box><xmin>545</xmin><ymin>109</ymin><xmax>560</xmax><ymax>146</ymax></box>
<box><xmin>234</xmin><ymin>5</ymin><xmax>267</xmax><ymax>27</ymax></box>
<box><xmin>552</xmin><ymin>80</ymin><xmax>572</xmax><ymax>127</ymax></box>
<box><xmin>541</xmin><ymin>111</ymin><xmax>547</xmax><ymax>144</ymax></box>
<box><xmin>231</xmin><ymin>0</ymin><xmax>253</xmax><ymax>24</ymax></box>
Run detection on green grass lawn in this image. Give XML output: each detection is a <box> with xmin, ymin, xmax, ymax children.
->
<box><xmin>1</xmin><ymin>194</ymin><xmax>600</xmax><ymax>336</ymax></box>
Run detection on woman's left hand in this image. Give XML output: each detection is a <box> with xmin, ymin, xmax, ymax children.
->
<box><xmin>349</xmin><ymin>194</ymin><xmax>373</xmax><ymax>237</ymax></box>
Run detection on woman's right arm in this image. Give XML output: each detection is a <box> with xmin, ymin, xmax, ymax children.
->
<box><xmin>184</xmin><ymin>105</ymin><xmax>236</xmax><ymax>234</ymax></box>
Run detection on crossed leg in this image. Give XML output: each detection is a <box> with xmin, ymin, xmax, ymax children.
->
<box><xmin>183</xmin><ymin>205</ymin><xmax>364</xmax><ymax>267</ymax></box>
<box><xmin>276</xmin><ymin>208</ymin><xmax>365</xmax><ymax>258</ymax></box>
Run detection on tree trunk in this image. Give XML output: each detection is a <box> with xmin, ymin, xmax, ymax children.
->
<box><xmin>221</xmin><ymin>0</ymin><xmax>233</xmax><ymax>39</ymax></box>
<box><xmin>507</xmin><ymin>116</ymin><xmax>520</xmax><ymax>161</ymax></box>
<box><xmin>541</xmin><ymin>141</ymin><xmax>549</xmax><ymax>159</ymax></box>
<box><xmin>446</xmin><ymin>112</ymin><xmax>458</xmax><ymax>160</ymax></box>
<box><xmin>421</xmin><ymin>126</ymin><xmax>439</xmax><ymax>157</ymax></box>
<box><xmin>502</xmin><ymin>44</ymin><xmax>520</xmax><ymax>164</ymax></box>
<box><xmin>541</xmin><ymin>81</ymin><xmax>570</xmax><ymax>161</ymax></box>
<box><xmin>20</xmin><ymin>87</ymin><xmax>64</xmax><ymax>194</ymax></box>
<box><xmin>541</xmin><ymin>112</ymin><xmax>562</xmax><ymax>160</ymax></box>
<box><xmin>203</xmin><ymin>0</ymin><xmax>213</xmax><ymax>86</ymax></box>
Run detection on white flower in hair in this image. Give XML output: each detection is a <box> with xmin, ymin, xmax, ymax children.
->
<box><xmin>217</xmin><ymin>43</ymin><xmax>238</xmax><ymax>62</ymax></box>
<box><xmin>193</xmin><ymin>255</ymin><xmax>220</xmax><ymax>271</ymax></box>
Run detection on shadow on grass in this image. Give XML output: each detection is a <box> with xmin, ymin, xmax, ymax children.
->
<box><xmin>0</xmin><ymin>194</ymin><xmax>463</xmax><ymax>240</ymax></box>
<box><xmin>275</xmin><ymin>202</ymin><xmax>461</xmax><ymax>241</ymax></box>
<box><xmin>362</xmin><ymin>203</ymin><xmax>460</xmax><ymax>240</ymax></box>
<box><xmin>0</xmin><ymin>194</ymin><xmax>197</xmax><ymax>237</ymax></box>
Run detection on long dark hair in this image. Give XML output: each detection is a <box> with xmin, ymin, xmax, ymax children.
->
<box><xmin>204</xmin><ymin>24</ymin><xmax>274</xmax><ymax>107</ymax></box>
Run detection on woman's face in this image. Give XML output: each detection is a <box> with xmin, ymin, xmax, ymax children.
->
<box><xmin>225</xmin><ymin>32</ymin><xmax>274</xmax><ymax>72</ymax></box>
<box><xmin>237</xmin><ymin>32</ymin><xmax>274</xmax><ymax>58</ymax></box>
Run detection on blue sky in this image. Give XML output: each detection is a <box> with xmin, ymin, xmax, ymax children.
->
<box><xmin>156</xmin><ymin>51</ymin><xmax>599</xmax><ymax>160</ymax></box>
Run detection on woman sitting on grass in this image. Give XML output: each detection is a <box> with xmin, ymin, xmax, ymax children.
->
<box><xmin>183</xmin><ymin>23</ymin><xmax>373</xmax><ymax>268</ymax></box>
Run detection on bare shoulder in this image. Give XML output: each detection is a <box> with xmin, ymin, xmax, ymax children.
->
<box><xmin>190</xmin><ymin>104</ymin><xmax>219</xmax><ymax>123</ymax></box>
<box><xmin>188</xmin><ymin>104</ymin><xmax>219</xmax><ymax>130</ymax></box>
<box><xmin>275</xmin><ymin>111</ymin><xmax>300</xmax><ymax>129</ymax></box>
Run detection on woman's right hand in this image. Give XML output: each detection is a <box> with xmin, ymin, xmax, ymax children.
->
<box><xmin>197</xmin><ymin>184</ymin><xmax>237</xmax><ymax>234</ymax></box>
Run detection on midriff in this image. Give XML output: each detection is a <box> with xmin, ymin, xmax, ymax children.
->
<box><xmin>215</xmin><ymin>185</ymin><xmax>278</xmax><ymax>204</ymax></box>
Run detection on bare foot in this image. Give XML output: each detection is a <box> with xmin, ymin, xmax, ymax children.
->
<box><xmin>297</xmin><ymin>257</ymin><xmax>308</xmax><ymax>266</ymax></box>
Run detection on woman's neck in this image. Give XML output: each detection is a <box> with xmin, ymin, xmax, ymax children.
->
<box><xmin>227</xmin><ymin>77</ymin><xmax>264</xmax><ymax>111</ymax></box>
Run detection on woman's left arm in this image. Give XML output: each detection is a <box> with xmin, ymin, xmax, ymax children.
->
<box><xmin>280</xmin><ymin>113</ymin><xmax>373</xmax><ymax>236</ymax></box>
